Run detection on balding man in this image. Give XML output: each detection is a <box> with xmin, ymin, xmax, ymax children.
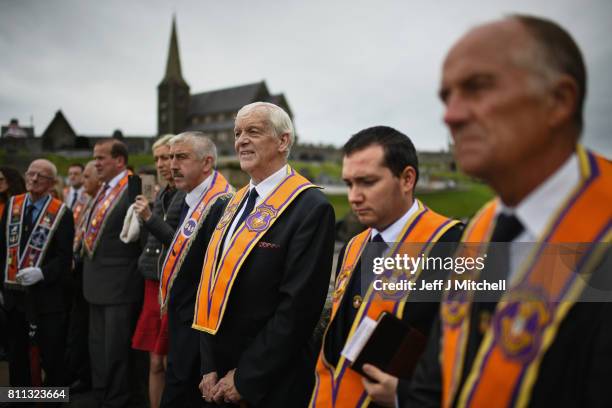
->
<box><xmin>194</xmin><ymin>102</ymin><xmax>336</xmax><ymax>407</ymax></box>
<box><xmin>406</xmin><ymin>15</ymin><xmax>612</xmax><ymax>407</ymax></box>
<box><xmin>84</xmin><ymin>139</ymin><xmax>146</xmax><ymax>407</ymax></box>
<box><xmin>0</xmin><ymin>159</ymin><xmax>74</xmax><ymax>387</ymax></box>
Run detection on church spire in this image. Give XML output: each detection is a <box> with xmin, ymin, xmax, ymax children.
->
<box><xmin>161</xmin><ymin>15</ymin><xmax>187</xmax><ymax>85</ymax></box>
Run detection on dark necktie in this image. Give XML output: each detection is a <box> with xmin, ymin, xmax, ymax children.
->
<box><xmin>20</xmin><ymin>204</ymin><xmax>35</xmax><ymax>253</ymax></box>
<box><xmin>71</xmin><ymin>190</ymin><xmax>78</xmax><ymax>209</ymax></box>
<box><xmin>216</xmin><ymin>188</ymin><xmax>259</xmax><ymax>269</ymax></box>
<box><xmin>490</xmin><ymin>213</ymin><xmax>524</xmax><ymax>243</ymax></box>
<box><xmin>178</xmin><ymin>198</ymin><xmax>189</xmax><ymax>226</ymax></box>
<box><xmin>234</xmin><ymin>188</ymin><xmax>259</xmax><ymax>230</ymax></box>
<box><xmin>474</xmin><ymin>213</ymin><xmax>526</xmax><ymax>337</ymax></box>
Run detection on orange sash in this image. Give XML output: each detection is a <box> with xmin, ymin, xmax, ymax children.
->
<box><xmin>310</xmin><ymin>200</ymin><xmax>459</xmax><ymax>407</ymax></box>
<box><xmin>83</xmin><ymin>173</ymin><xmax>129</xmax><ymax>257</ymax></box>
<box><xmin>73</xmin><ymin>196</ymin><xmax>92</xmax><ymax>253</ymax></box>
<box><xmin>71</xmin><ymin>193</ymin><xmax>88</xmax><ymax>224</ymax></box>
<box><xmin>192</xmin><ymin>167</ymin><xmax>316</xmax><ymax>334</ymax></box>
<box><xmin>159</xmin><ymin>171</ymin><xmax>232</xmax><ymax>313</ymax></box>
<box><xmin>4</xmin><ymin>194</ymin><xmax>66</xmax><ymax>287</ymax></box>
<box><xmin>441</xmin><ymin>146</ymin><xmax>612</xmax><ymax>408</ymax></box>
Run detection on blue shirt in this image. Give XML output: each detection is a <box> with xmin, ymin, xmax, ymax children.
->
<box><xmin>25</xmin><ymin>194</ymin><xmax>50</xmax><ymax>222</ymax></box>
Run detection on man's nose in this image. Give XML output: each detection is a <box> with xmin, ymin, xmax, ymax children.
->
<box><xmin>443</xmin><ymin>93</ymin><xmax>470</xmax><ymax>129</ymax></box>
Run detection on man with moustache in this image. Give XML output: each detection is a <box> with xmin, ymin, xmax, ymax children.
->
<box><xmin>131</xmin><ymin>134</ymin><xmax>185</xmax><ymax>408</ymax></box>
<box><xmin>84</xmin><ymin>139</ymin><xmax>146</xmax><ymax>407</ymax></box>
<box><xmin>406</xmin><ymin>15</ymin><xmax>612</xmax><ymax>407</ymax></box>
<box><xmin>66</xmin><ymin>160</ymin><xmax>101</xmax><ymax>393</ymax></box>
<box><xmin>310</xmin><ymin>126</ymin><xmax>462</xmax><ymax>408</ymax></box>
<box><xmin>194</xmin><ymin>102</ymin><xmax>336</xmax><ymax>407</ymax></box>
<box><xmin>0</xmin><ymin>159</ymin><xmax>74</xmax><ymax>388</ymax></box>
<box><xmin>158</xmin><ymin>132</ymin><xmax>232</xmax><ymax>408</ymax></box>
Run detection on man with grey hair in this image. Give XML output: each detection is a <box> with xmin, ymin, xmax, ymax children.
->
<box><xmin>194</xmin><ymin>102</ymin><xmax>335</xmax><ymax>407</ymax></box>
<box><xmin>159</xmin><ymin>131</ymin><xmax>232</xmax><ymax>407</ymax></box>
<box><xmin>405</xmin><ymin>15</ymin><xmax>611</xmax><ymax>407</ymax></box>
<box><xmin>1</xmin><ymin>158</ymin><xmax>74</xmax><ymax>388</ymax></box>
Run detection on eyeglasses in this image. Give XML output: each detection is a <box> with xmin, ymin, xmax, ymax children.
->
<box><xmin>25</xmin><ymin>171</ymin><xmax>55</xmax><ymax>181</ymax></box>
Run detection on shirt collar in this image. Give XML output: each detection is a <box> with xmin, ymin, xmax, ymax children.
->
<box><xmin>69</xmin><ymin>186</ymin><xmax>84</xmax><ymax>195</ymax></box>
<box><xmin>249</xmin><ymin>164</ymin><xmax>289</xmax><ymax>200</ymax></box>
<box><xmin>26</xmin><ymin>193</ymin><xmax>50</xmax><ymax>209</ymax></box>
<box><xmin>105</xmin><ymin>170</ymin><xmax>127</xmax><ymax>190</ymax></box>
<box><xmin>497</xmin><ymin>153</ymin><xmax>579</xmax><ymax>240</ymax></box>
<box><xmin>371</xmin><ymin>199</ymin><xmax>419</xmax><ymax>244</ymax></box>
<box><xmin>185</xmin><ymin>173</ymin><xmax>213</xmax><ymax>209</ymax></box>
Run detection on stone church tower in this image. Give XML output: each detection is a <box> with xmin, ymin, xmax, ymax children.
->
<box><xmin>157</xmin><ymin>17</ymin><xmax>190</xmax><ymax>135</ymax></box>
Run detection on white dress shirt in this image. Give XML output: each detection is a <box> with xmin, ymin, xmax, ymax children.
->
<box><xmin>103</xmin><ymin>170</ymin><xmax>128</xmax><ymax>198</ymax></box>
<box><xmin>183</xmin><ymin>173</ymin><xmax>214</xmax><ymax>221</ymax></box>
<box><xmin>222</xmin><ymin>164</ymin><xmax>289</xmax><ymax>253</ymax></box>
<box><xmin>496</xmin><ymin>153</ymin><xmax>579</xmax><ymax>282</ymax></box>
<box><xmin>371</xmin><ymin>199</ymin><xmax>419</xmax><ymax>247</ymax></box>
<box><xmin>67</xmin><ymin>186</ymin><xmax>85</xmax><ymax>208</ymax></box>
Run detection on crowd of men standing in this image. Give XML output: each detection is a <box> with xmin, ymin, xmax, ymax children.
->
<box><xmin>0</xmin><ymin>14</ymin><xmax>610</xmax><ymax>408</ymax></box>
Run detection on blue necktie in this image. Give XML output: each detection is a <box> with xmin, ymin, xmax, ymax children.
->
<box><xmin>178</xmin><ymin>199</ymin><xmax>189</xmax><ymax>225</ymax></box>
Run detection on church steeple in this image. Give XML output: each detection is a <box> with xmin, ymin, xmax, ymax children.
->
<box><xmin>161</xmin><ymin>16</ymin><xmax>187</xmax><ymax>86</ymax></box>
<box><xmin>158</xmin><ymin>15</ymin><xmax>190</xmax><ymax>135</ymax></box>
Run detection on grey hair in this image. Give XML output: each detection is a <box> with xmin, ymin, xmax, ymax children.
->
<box><xmin>236</xmin><ymin>102</ymin><xmax>294</xmax><ymax>156</ymax></box>
<box><xmin>169</xmin><ymin>132</ymin><xmax>217</xmax><ymax>166</ymax></box>
<box><xmin>31</xmin><ymin>158</ymin><xmax>57</xmax><ymax>178</ymax></box>
<box><xmin>152</xmin><ymin>134</ymin><xmax>175</xmax><ymax>151</ymax></box>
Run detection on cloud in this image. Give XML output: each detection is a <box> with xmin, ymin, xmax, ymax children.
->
<box><xmin>0</xmin><ymin>0</ymin><xmax>610</xmax><ymax>154</ymax></box>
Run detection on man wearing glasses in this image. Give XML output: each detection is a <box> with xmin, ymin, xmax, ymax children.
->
<box><xmin>0</xmin><ymin>159</ymin><xmax>74</xmax><ymax>389</ymax></box>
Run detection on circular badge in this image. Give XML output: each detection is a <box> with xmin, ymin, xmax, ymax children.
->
<box><xmin>182</xmin><ymin>219</ymin><xmax>197</xmax><ymax>237</ymax></box>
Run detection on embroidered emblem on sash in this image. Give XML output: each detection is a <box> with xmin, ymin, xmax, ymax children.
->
<box><xmin>493</xmin><ymin>288</ymin><xmax>551</xmax><ymax>363</ymax></box>
<box><xmin>216</xmin><ymin>203</ymin><xmax>238</xmax><ymax>230</ymax></box>
<box><xmin>246</xmin><ymin>204</ymin><xmax>277</xmax><ymax>232</ymax></box>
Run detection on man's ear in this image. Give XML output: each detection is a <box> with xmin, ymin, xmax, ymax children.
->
<box><xmin>548</xmin><ymin>75</ymin><xmax>579</xmax><ymax>129</ymax></box>
<box><xmin>399</xmin><ymin>166</ymin><xmax>417</xmax><ymax>194</ymax></box>
<box><xmin>278</xmin><ymin>132</ymin><xmax>291</xmax><ymax>154</ymax></box>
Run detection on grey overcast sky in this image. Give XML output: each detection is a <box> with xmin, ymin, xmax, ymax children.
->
<box><xmin>0</xmin><ymin>0</ymin><xmax>610</xmax><ymax>154</ymax></box>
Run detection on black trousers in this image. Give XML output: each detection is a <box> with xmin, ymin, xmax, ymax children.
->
<box><xmin>65</xmin><ymin>265</ymin><xmax>91</xmax><ymax>385</ymax></box>
<box><xmin>160</xmin><ymin>309</ymin><xmax>202</xmax><ymax>408</ymax></box>
<box><xmin>7</xmin><ymin>308</ymin><xmax>66</xmax><ymax>387</ymax></box>
<box><xmin>89</xmin><ymin>302</ymin><xmax>147</xmax><ymax>408</ymax></box>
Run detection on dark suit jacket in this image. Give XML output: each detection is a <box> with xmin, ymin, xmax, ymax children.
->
<box><xmin>200</xmin><ymin>187</ymin><xmax>336</xmax><ymax>408</ymax></box>
<box><xmin>323</xmin><ymin>223</ymin><xmax>464</xmax><ymax>407</ymax></box>
<box><xmin>83</xmin><ymin>188</ymin><xmax>143</xmax><ymax>305</ymax></box>
<box><xmin>404</xmin><ymin>248</ymin><xmax>612</xmax><ymax>408</ymax></box>
<box><xmin>0</xmin><ymin>201</ymin><xmax>75</xmax><ymax>315</ymax></box>
<box><xmin>138</xmin><ymin>187</ymin><xmax>185</xmax><ymax>281</ymax></box>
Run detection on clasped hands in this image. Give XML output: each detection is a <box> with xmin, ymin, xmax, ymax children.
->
<box><xmin>199</xmin><ymin>369</ymin><xmax>242</xmax><ymax>405</ymax></box>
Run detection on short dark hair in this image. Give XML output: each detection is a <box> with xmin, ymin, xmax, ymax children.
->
<box><xmin>343</xmin><ymin>126</ymin><xmax>419</xmax><ymax>186</ymax></box>
<box><xmin>68</xmin><ymin>163</ymin><xmax>84</xmax><ymax>172</ymax></box>
<box><xmin>96</xmin><ymin>138</ymin><xmax>129</xmax><ymax>164</ymax></box>
<box><xmin>512</xmin><ymin>14</ymin><xmax>587</xmax><ymax>131</ymax></box>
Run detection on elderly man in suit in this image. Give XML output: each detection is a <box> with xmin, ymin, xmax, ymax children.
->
<box><xmin>83</xmin><ymin>139</ymin><xmax>145</xmax><ymax>407</ymax></box>
<box><xmin>194</xmin><ymin>102</ymin><xmax>336</xmax><ymax>407</ymax></box>
<box><xmin>1</xmin><ymin>159</ymin><xmax>74</xmax><ymax>389</ymax></box>
<box><xmin>406</xmin><ymin>14</ymin><xmax>612</xmax><ymax>408</ymax></box>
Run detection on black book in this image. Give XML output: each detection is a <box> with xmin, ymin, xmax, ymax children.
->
<box><xmin>349</xmin><ymin>312</ymin><xmax>427</xmax><ymax>379</ymax></box>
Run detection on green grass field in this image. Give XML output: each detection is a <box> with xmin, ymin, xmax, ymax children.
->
<box><xmin>326</xmin><ymin>182</ymin><xmax>494</xmax><ymax>222</ymax></box>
